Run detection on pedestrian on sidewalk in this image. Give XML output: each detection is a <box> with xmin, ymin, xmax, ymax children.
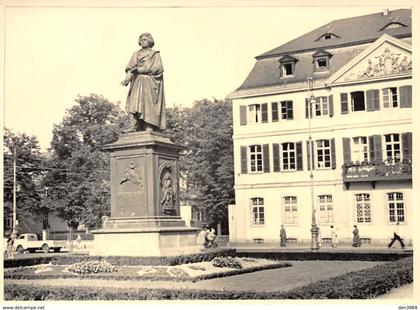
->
<box><xmin>317</xmin><ymin>226</ymin><xmax>322</xmax><ymax>248</ymax></box>
<box><xmin>6</xmin><ymin>235</ymin><xmax>15</xmax><ymax>259</ymax></box>
<box><xmin>197</xmin><ymin>227</ymin><xmax>207</xmax><ymax>249</ymax></box>
<box><xmin>280</xmin><ymin>225</ymin><xmax>287</xmax><ymax>247</ymax></box>
<box><xmin>352</xmin><ymin>225</ymin><xmax>361</xmax><ymax>247</ymax></box>
<box><xmin>388</xmin><ymin>222</ymin><xmax>405</xmax><ymax>249</ymax></box>
<box><xmin>207</xmin><ymin>228</ymin><xmax>217</xmax><ymax>248</ymax></box>
<box><xmin>330</xmin><ymin>225</ymin><xmax>338</xmax><ymax>248</ymax></box>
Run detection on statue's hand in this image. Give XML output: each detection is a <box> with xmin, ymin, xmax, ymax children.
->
<box><xmin>121</xmin><ymin>79</ymin><xmax>130</xmax><ymax>86</ymax></box>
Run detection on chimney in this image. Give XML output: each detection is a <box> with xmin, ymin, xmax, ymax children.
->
<box><xmin>383</xmin><ymin>8</ymin><xmax>390</xmax><ymax>16</ymax></box>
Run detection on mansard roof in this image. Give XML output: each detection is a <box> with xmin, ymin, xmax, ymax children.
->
<box><xmin>257</xmin><ymin>9</ymin><xmax>411</xmax><ymax>59</ymax></box>
<box><xmin>234</xmin><ymin>9</ymin><xmax>411</xmax><ymax>94</ymax></box>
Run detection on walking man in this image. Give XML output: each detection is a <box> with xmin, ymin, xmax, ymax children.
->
<box><xmin>388</xmin><ymin>222</ymin><xmax>405</xmax><ymax>249</ymax></box>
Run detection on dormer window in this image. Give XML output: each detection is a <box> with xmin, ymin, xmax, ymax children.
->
<box><xmin>312</xmin><ymin>49</ymin><xmax>332</xmax><ymax>73</ymax></box>
<box><xmin>380</xmin><ymin>22</ymin><xmax>407</xmax><ymax>31</ymax></box>
<box><xmin>278</xmin><ymin>55</ymin><xmax>298</xmax><ymax>78</ymax></box>
<box><xmin>316</xmin><ymin>33</ymin><xmax>339</xmax><ymax>41</ymax></box>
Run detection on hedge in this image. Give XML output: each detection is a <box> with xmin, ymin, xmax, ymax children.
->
<box><xmin>4</xmin><ymin>249</ymin><xmax>236</xmax><ymax>268</ymax></box>
<box><xmin>4</xmin><ymin>257</ymin><xmax>412</xmax><ymax>300</ymax></box>
<box><xmin>234</xmin><ymin>251</ymin><xmax>412</xmax><ymax>261</ymax></box>
<box><xmin>4</xmin><ymin>249</ymin><xmax>411</xmax><ymax>269</ymax></box>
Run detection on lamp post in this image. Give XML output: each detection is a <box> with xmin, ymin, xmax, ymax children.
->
<box><xmin>307</xmin><ymin>78</ymin><xmax>319</xmax><ymax>251</ymax></box>
<box><xmin>12</xmin><ymin>147</ymin><xmax>18</xmax><ymax>237</ymax></box>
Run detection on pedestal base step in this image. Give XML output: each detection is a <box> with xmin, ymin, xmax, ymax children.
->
<box><xmin>92</xmin><ymin>226</ymin><xmax>201</xmax><ymax>257</ymax></box>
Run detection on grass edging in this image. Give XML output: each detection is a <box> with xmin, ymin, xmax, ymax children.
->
<box><xmin>4</xmin><ymin>257</ymin><xmax>412</xmax><ymax>300</ymax></box>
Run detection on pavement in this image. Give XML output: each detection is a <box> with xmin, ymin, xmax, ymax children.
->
<box><xmin>376</xmin><ymin>284</ymin><xmax>414</xmax><ymax>299</ymax></box>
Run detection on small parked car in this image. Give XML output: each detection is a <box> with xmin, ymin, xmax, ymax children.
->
<box><xmin>13</xmin><ymin>233</ymin><xmax>65</xmax><ymax>254</ymax></box>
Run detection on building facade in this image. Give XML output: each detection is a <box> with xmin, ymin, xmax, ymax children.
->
<box><xmin>228</xmin><ymin>9</ymin><xmax>412</xmax><ymax>246</ymax></box>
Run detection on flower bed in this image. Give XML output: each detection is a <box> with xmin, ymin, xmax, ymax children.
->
<box><xmin>4</xmin><ymin>257</ymin><xmax>290</xmax><ymax>282</ymax></box>
<box><xmin>3</xmin><ymin>249</ymin><xmax>236</xmax><ymax>269</ymax></box>
<box><xmin>4</xmin><ymin>257</ymin><xmax>412</xmax><ymax>300</ymax></box>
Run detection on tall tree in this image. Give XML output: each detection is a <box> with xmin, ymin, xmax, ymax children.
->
<box><xmin>3</xmin><ymin>128</ymin><xmax>45</xmax><ymax>233</ymax></box>
<box><xmin>43</xmin><ymin>94</ymin><xmax>125</xmax><ymax>229</ymax></box>
<box><xmin>166</xmin><ymin>99</ymin><xmax>234</xmax><ymax>233</ymax></box>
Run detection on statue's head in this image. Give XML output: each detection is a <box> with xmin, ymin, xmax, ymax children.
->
<box><xmin>138</xmin><ymin>33</ymin><xmax>155</xmax><ymax>48</ymax></box>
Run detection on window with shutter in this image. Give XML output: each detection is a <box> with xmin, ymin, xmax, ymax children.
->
<box><xmin>340</xmin><ymin>93</ymin><xmax>349</xmax><ymax>114</ymax></box>
<box><xmin>401</xmin><ymin>132</ymin><xmax>412</xmax><ymax>161</ymax></box>
<box><xmin>281</xmin><ymin>101</ymin><xmax>294</xmax><ymax>120</ymax></box>
<box><xmin>261</xmin><ymin>103</ymin><xmax>268</xmax><ymax>123</ymax></box>
<box><xmin>342</xmin><ymin>137</ymin><xmax>351</xmax><ymax>164</ymax></box>
<box><xmin>263</xmin><ymin>144</ymin><xmax>270</xmax><ymax>172</ymax></box>
<box><xmin>239</xmin><ymin>105</ymin><xmax>247</xmax><ymax>125</ymax></box>
<box><xmin>366</xmin><ymin>89</ymin><xmax>380</xmax><ymax>111</ymax></box>
<box><xmin>399</xmin><ymin>85</ymin><xmax>412</xmax><ymax>108</ymax></box>
<box><xmin>330</xmin><ymin>138</ymin><xmax>336</xmax><ymax>169</ymax></box>
<box><xmin>315</xmin><ymin>139</ymin><xmax>332</xmax><ymax>169</ymax></box>
<box><xmin>247</xmin><ymin>104</ymin><xmax>262</xmax><ymax>123</ymax></box>
<box><xmin>352</xmin><ymin>137</ymin><xmax>369</xmax><ymax>162</ymax></box>
<box><xmin>328</xmin><ymin>94</ymin><xmax>334</xmax><ymax>117</ymax></box>
<box><xmin>240</xmin><ymin>146</ymin><xmax>248</xmax><ymax>174</ymax></box>
<box><xmin>271</xmin><ymin>102</ymin><xmax>279</xmax><ymax>122</ymax></box>
<box><xmin>296</xmin><ymin>142</ymin><xmax>303</xmax><ymax>171</ymax></box>
<box><xmin>382</xmin><ymin>88</ymin><xmax>398</xmax><ymax>108</ymax></box>
<box><xmin>273</xmin><ymin>143</ymin><xmax>280</xmax><ymax>172</ymax></box>
<box><xmin>281</xmin><ymin>142</ymin><xmax>296</xmax><ymax>171</ymax></box>
<box><xmin>249</xmin><ymin>145</ymin><xmax>263</xmax><ymax>173</ymax></box>
<box><xmin>384</xmin><ymin>134</ymin><xmax>401</xmax><ymax>163</ymax></box>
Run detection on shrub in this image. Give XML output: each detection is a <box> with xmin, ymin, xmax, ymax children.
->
<box><xmin>212</xmin><ymin>256</ymin><xmax>242</xmax><ymax>269</ymax></box>
<box><xmin>234</xmin><ymin>251</ymin><xmax>411</xmax><ymax>261</ymax></box>
<box><xmin>67</xmin><ymin>260</ymin><xmax>118</xmax><ymax>275</ymax></box>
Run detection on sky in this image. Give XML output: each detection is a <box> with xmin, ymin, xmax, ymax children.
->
<box><xmin>2</xmin><ymin>4</ymin><xmax>405</xmax><ymax>151</ymax></box>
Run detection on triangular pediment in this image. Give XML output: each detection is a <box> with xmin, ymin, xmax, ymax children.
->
<box><xmin>312</xmin><ymin>49</ymin><xmax>332</xmax><ymax>58</ymax></box>
<box><xmin>327</xmin><ymin>34</ymin><xmax>411</xmax><ymax>84</ymax></box>
<box><xmin>278</xmin><ymin>55</ymin><xmax>298</xmax><ymax>63</ymax></box>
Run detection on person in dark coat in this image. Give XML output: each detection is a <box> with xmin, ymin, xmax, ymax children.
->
<box><xmin>352</xmin><ymin>225</ymin><xmax>361</xmax><ymax>247</ymax></box>
<box><xmin>280</xmin><ymin>225</ymin><xmax>287</xmax><ymax>247</ymax></box>
<box><xmin>388</xmin><ymin>222</ymin><xmax>405</xmax><ymax>249</ymax></box>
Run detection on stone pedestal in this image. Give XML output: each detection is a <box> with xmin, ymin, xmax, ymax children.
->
<box><xmin>92</xmin><ymin>131</ymin><xmax>200</xmax><ymax>256</ymax></box>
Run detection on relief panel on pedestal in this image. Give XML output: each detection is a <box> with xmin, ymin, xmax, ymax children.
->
<box><xmin>116</xmin><ymin>158</ymin><xmax>146</xmax><ymax>217</ymax></box>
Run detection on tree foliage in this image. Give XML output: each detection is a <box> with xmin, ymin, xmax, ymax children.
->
<box><xmin>43</xmin><ymin>94</ymin><xmax>125</xmax><ymax>229</ymax></box>
<box><xmin>166</xmin><ymin>99</ymin><xmax>234</xmax><ymax>232</ymax></box>
<box><xmin>3</xmin><ymin>128</ymin><xmax>45</xmax><ymax>222</ymax></box>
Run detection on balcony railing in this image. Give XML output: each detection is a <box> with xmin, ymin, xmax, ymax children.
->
<box><xmin>342</xmin><ymin>159</ymin><xmax>412</xmax><ymax>188</ymax></box>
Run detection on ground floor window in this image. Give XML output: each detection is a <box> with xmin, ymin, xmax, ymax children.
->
<box><xmin>388</xmin><ymin>192</ymin><xmax>404</xmax><ymax>223</ymax></box>
<box><xmin>251</xmin><ymin>197</ymin><xmax>264</xmax><ymax>225</ymax></box>
<box><xmin>355</xmin><ymin>193</ymin><xmax>371</xmax><ymax>223</ymax></box>
<box><xmin>318</xmin><ymin>195</ymin><xmax>333</xmax><ymax>223</ymax></box>
<box><xmin>284</xmin><ymin>196</ymin><xmax>298</xmax><ymax>224</ymax></box>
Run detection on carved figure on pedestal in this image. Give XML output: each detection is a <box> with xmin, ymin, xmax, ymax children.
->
<box><xmin>120</xmin><ymin>161</ymin><xmax>142</xmax><ymax>186</ymax></box>
<box><xmin>121</xmin><ymin>33</ymin><xmax>166</xmax><ymax>133</ymax></box>
<box><xmin>160</xmin><ymin>169</ymin><xmax>176</xmax><ymax>215</ymax></box>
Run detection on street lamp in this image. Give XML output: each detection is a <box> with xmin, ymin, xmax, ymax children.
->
<box><xmin>12</xmin><ymin>147</ymin><xmax>18</xmax><ymax>237</ymax></box>
<box><xmin>307</xmin><ymin>78</ymin><xmax>319</xmax><ymax>251</ymax></box>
